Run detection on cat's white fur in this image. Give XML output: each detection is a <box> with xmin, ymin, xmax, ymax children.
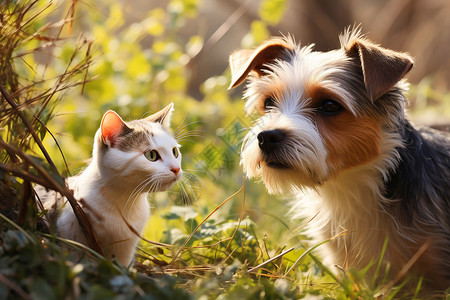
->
<box><xmin>41</xmin><ymin>104</ymin><xmax>181</xmax><ymax>266</ymax></box>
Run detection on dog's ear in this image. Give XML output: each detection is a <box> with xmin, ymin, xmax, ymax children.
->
<box><xmin>228</xmin><ymin>39</ymin><xmax>292</xmax><ymax>89</ymax></box>
<box><xmin>345</xmin><ymin>38</ymin><xmax>413</xmax><ymax>101</ymax></box>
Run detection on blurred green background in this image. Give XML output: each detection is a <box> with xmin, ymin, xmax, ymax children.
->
<box><xmin>5</xmin><ymin>0</ymin><xmax>449</xmax><ymax>298</ymax></box>
<box><xmin>34</xmin><ymin>0</ymin><xmax>449</xmax><ymax>247</ymax></box>
<box><xmin>36</xmin><ymin>0</ymin><xmax>296</xmax><ymax>247</ymax></box>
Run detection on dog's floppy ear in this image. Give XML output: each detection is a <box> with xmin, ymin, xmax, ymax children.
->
<box><xmin>228</xmin><ymin>39</ymin><xmax>293</xmax><ymax>89</ymax></box>
<box><xmin>345</xmin><ymin>38</ymin><xmax>413</xmax><ymax>101</ymax></box>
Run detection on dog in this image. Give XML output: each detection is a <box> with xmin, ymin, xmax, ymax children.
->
<box><xmin>228</xmin><ymin>27</ymin><xmax>450</xmax><ymax>291</ymax></box>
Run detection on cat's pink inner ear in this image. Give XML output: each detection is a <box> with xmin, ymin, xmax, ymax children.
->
<box><xmin>101</xmin><ymin>110</ymin><xmax>125</xmax><ymax>145</ymax></box>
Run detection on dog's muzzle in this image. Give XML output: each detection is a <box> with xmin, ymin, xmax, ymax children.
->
<box><xmin>257</xmin><ymin>129</ymin><xmax>289</xmax><ymax>169</ymax></box>
<box><xmin>257</xmin><ymin>129</ymin><xmax>285</xmax><ymax>152</ymax></box>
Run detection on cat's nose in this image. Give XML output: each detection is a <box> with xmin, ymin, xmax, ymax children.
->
<box><xmin>170</xmin><ymin>167</ymin><xmax>180</xmax><ymax>176</ymax></box>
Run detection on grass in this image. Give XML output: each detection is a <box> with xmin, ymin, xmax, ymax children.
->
<box><xmin>0</xmin><ymin>0</ymin><xmax>449</xmax><ymax>299</ymax></box>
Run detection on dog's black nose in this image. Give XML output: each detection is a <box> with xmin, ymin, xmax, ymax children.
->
<box><xmin>257</xmin><ymin>129</ymin><xmax>286</xmax><ymax>153</ymax></box>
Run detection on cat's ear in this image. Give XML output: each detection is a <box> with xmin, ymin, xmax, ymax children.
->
<box><xmin>145</xmin><ymin>103</ymin><xmax>174</xmax><ymax>128</ymax></box>
<box><xmin>100</xmin><ymin>110</ymin><xmax>131</xmax><ymax>146</ymax></box>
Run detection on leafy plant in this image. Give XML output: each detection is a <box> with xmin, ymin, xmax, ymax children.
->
<box><xmin>0</xmin><ymin>213</ymin><xmax>191</xmax><ymax>299</ymax></box>
<box><xmin>0</xmin><ymin>0</ymin><xmax>448</xmax><ymax>299</ymax></box>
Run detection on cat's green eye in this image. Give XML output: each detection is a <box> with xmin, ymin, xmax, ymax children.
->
<box><xmin>145</xmin><ymin>150</ymin><xmax>160</xmax><ymax>161</ymax></box>
<box><xmin>172</xmin><ymin>147</ymin><xmax>179</xmax><ymax>158</ymax></box>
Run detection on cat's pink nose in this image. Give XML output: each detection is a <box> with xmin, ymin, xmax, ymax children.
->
<box><xmin>170</xmin><ymin>167</ymin><xmax>180</xmax><ymax>176</ymax></box>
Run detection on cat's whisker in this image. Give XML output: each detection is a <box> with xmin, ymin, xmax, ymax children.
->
<box><xmin>175</xmin><ymin>132</ymin><xmax>204</xmax><ymax>143</ymax></box>
<box><xmin>178</xmin><ymin>181</ymin><xmax>190</xmax><ymax>205</ymax></box>
<box><xmin>128</xmin><ymin>174</ymin><xmax>166</xmax><ymax>217</ymax></box>
<box><xmin>175</xmin><ymin>171</ymin><xmax>202</xmax><ymax>206</ymax></box>
<box><xmin>125</xmin><ymin>177</ymin><xmax>154</xmax><ymax>218</ymax></box>
<box><xmin>173</xmin><ymin>119</ymin><xmax>202</xmax><ymax>136</ymax></box>
<box><xmin>125</xmin><ymin>176</ymin><xmax>154</xmax><ymax>208</ymax></box>
<box><xmin>174</xmin><ymin>125</ymin><xmax>203</xmax><ymax>141</ymax></box>
<box><xmin>174</xmin><ymin>129</ymin><xmax>203</xmax><ymax>138</ymax></box>
<box><xmin>177</xmin><ymin>138</ymin><xmax>200</xmax><ymax>144</ymax></box>
<box><xmin>147</xmin><ymin>177</ymin><xmax>164</xmax><ymax>195</ymax></box>
<box><xmin>182</xmin><ymin>169</ymin><xmax>209</xmax><ymax>175</ymax></box>
<box><xmin>175</xmin><ymin>134</ymin><xmax>203</xmax><ymax>144</ymax></box>
<box><xmin>126</xmin><ymin>179</ymin><xmax>149</xmax><ymax>207</ymax></box>
<box><xmin>172</xmin><ymin>117</ymin><xmax>203</xmax><ymax>143</ymax></box>
<box><xmin>175</xmin><ymin>133</ymin><xmax>203</xmax><ymax>141</ymax></box>
<box><xmin>125</xmin><ymin>173</ymin><xmax>161</xmax><ymax>216</ymax></box>
<box><xmin>172</xmin><ymin>115</ymin><xmax>189</xmax><ymax>135</ymax></box>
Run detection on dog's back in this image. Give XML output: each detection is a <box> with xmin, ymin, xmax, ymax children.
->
<box><xmin>385</xmin><ymin>123</ymin><xmax>450</xmax><ymax>220</ymax></box>
<box><xmin>383</xmin><ymin>123</ymin><xmax>450</xmax><ymax>289</ymax></box>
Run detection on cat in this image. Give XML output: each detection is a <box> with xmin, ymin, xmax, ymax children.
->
<box><xmin>36</xmin><ymin>103</ymin><xmax>182</xmax><ymax>266</ymax></box>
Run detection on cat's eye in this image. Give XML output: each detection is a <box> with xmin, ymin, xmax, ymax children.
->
<box><xmin>145</xmin><ymin>150</ymin><xmax>160</xmax><ymax>161</ymax></box>
<box><xmin>264</xmin><ymin>97</ymin><xmax>276</xmax><ymax>111</ymax></box>
<box><xmin>172</xmin><ymin>147</ymin><xmax>179</xmax><ymax>158</ymax></box>
<box><xmin>318</xmin><ymin>99</ymin><xmax>342</xmax><ymax>115</ymax></box>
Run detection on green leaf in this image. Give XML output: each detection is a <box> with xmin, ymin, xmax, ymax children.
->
<box><xmin>105</xmin><ymin>3</ymin><xmax>124</xmax><ymax>30</ymax></box>
<box><xmin>250</xmin><ymin>20</ymin><xmax>270</xmax><ymax>45</ymax></box>
<box><xmin>30</xmin><ymin>278</ymin><xmax>56</xmax><ymax>300</ymax></box>
<box><xmin>259</xmin><ymin>0</ymin><xmax>287</xmax><ymax>25</ymax></box>
<box><xmin>125</xmin><ymin>52</ymin><xmax>151</xmax><ymax>78</ymax></box>
<box><xmin>109</xmin><ymin>275</ymin><xmax>134</xmax><ymax>293</ymax></box>
<box><xmin>145</xmin><ymin>8</ymin><xmax>166</xmax><ymax>36</ymax></box>
<box><xmin>86</xmin><ymin>284</ymin><xmax>115</xmax><ymax>300</ymax></box>
<box><xmin>163</xmin><ymin>206</ymin><xmax>198</xmax><ymax>220</ymax></box>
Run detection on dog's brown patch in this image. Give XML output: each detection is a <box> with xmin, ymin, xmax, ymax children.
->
<box><xmin>229</xmin><ymin>39</ymin><xmax>293</xmax><ymax>89</ymax></box>
<box><xmin>305</xmin><ymin>82</ymin><xmax>349</xmax><ymax>111</ymax></box>
<box><xmin>258</xmin><ymin>81</ymin><xmax>349</xmax><ymax>115</ymax></box>
<box><xmin>315</xmin><ymin>110</ymin><xmax>381</xmax><ymax>176</ymax></box>
<box><xmin>257</xmin><ymin>83</ymin><xmax>286</xmax><ymax>114</ymax></box>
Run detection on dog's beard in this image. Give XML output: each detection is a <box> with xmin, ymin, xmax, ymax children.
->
<box><xmin>241</xmin><ymin>116</ymin><xmax>329</xmax><ymax>194</ymax></box>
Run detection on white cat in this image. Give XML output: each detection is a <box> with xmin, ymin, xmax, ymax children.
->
<box><xmin>37</xmin><ymin>103</ymin><xmax>182</xmax><ymax>266</ymax></box>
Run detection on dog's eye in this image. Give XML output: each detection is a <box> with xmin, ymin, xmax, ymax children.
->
<box><xmin>264</xmin><ymin>97</ymin><xmax>276</xmax><ymax>111</ymax></box>
<box><xmin>319</xmin><ymin>100</ymin><xmax>342</xmax><ymax>115</ymax></box>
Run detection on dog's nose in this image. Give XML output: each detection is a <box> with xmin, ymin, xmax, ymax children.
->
<box><xmin>257</xmin><ymin>129</ymin><xmax>286</xmax><ymax>153</ymax></box>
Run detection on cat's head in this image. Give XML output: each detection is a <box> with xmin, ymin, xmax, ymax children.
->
<box><xmin>93</xmin><ymin>103</ymin><xmax>182</xmax><ymax>192</ymax></box>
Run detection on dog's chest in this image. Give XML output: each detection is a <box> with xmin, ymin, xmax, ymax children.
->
<box><xmin>298</xmin><ymin>177</ymin><xmax>401</xmax><ymax>268</ymax></box>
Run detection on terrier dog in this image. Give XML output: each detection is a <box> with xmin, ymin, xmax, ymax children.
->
<box><xmin>228</xmin><ymin>28</ymin><xmax>450</xmax><ymax>291</ymax></box>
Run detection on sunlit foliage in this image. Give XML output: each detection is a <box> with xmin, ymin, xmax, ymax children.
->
<box><xmin>0</xmin><ymin>0</ymin><xmax>447</xmax><ymax>299</ymax></box>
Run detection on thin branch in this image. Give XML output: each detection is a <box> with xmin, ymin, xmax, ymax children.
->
<box><xmin>186</xmin><ymin>1</ymin><xmax>249</xmax><ymax>67</ymax></box>
<box><xmin>248</xmin><ymin>247</ymin><xmax>295</xmax><ymax>273</ymax></box>
<box><xmin>0</xmin><ymin>213</ymin><xmax>36</xmax><ymax>245</ymax></box>
<box><xmin>0</xmin><ymin>84</ymin><xmax>59</xmax><ymax>174</ymax></box>
<box><xmin>116</xmin><ymin>206</ymin><xmax>175</xmax><ymax>249</ymax></box>
<box><xmin>284</xmin><ymin>231</ymin><xmax>347</xmax><ymax>276</ymax></box>
<box><xmin>0</xmin><ymin>162</ymin><xmax>55</xmax><ymax>190</ymax></box>
<box><xmin>225</xmin><ymin>177</ymin><xmax>246</xmax><ymax>251</ymax></box>
<box><xmin>388</xmin><ymin>241</ymin><xmax>430</xmax><ymax>289</ymax></box>
<box><xmin>33</xmin><ymin>116</ymin><xmax>71</xmax><ymax>176</ymax></box>
<box><xmin>168</xmin><ymin>182</ymin><xmax>245</xmax><ymax>268</ymax></box>
<box><xmin>0</xmin><ymin>274</ymin><xmax>33</xmax><ymax>300</ymax></box>
<box><xmin>185</xmin><ymin>237</ymin><xmax>233</xmax><ymax>249</ymax></box>
<box><xmin>0</xmin><ymin>139</ymin><xmax>102</xmax><ymax>254</ymax></box>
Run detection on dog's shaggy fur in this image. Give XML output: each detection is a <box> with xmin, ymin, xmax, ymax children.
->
<box><xmin>228</xmin><ymin>28</ymin><xmax>450</xmax><ymax>291</ymax></box>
